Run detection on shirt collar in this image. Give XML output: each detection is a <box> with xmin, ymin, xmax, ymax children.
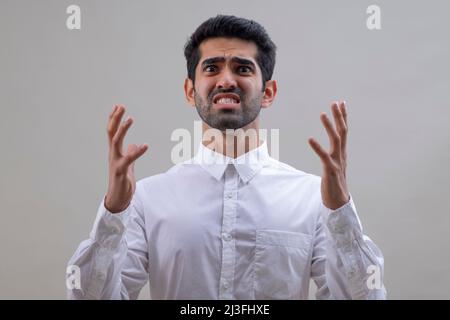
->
<box><xmin>192</xmin><ymin>140</ymin><xmax>270</xmax><ymax>183</ymax></box>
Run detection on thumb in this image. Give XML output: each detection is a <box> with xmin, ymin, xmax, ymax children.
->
<box><xmin>126</xmin><ymin>144</ymin><xmax>138</xmax><ymax>173</ymax></box>
<box><xmin>124</xmin><ymin>143</ymin><xmax>148</xmax><ymax>167</ymax></box>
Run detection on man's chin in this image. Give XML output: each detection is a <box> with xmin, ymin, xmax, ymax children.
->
<box><xmin>215</xmin><ymin>116</ymin><xmax>246</xmax><ymax>130</ymax></box>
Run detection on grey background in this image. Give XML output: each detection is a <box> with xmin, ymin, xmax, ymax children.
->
<box><xmin>0</xmin><ymin>0</ymin><xmax>449</xmax><ymax>299</ymax></box>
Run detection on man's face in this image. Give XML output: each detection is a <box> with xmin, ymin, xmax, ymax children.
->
<box><xmin>188</xmin><ymin>37</ymin><xmax>267</xmax><ymax>131</ymax></box>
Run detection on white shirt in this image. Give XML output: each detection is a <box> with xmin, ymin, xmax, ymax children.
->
<box><xmin>67</xmin><ymin>141</ymin><xmax>386</xmax><ymax>299</ymax></box>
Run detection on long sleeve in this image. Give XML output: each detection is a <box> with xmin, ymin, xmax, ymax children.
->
<box><xmin>311</xmin><ymin>196</ymin><xmax>387</xmax><ymax>299</ymax></box>
<box><xmin>66</xmin><ymin>184</ymin><xmax>149</xmax><ymax>300</ymax></box>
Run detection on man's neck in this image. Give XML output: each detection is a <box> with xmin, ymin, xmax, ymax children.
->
<box><xmin>201</xmin><ymin>120</ymin><xmax>262</xmax><ymax>158</ymax></box>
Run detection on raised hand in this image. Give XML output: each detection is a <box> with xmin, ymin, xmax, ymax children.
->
<box><xmin>104</xmin><ymin>105</ymin><xmax>148</xmax><ymax>213</ymax></box>
<box><xmin>308</xmin><ymin>101</ymin><xmax>350</xmax><ymax>210</ymax></box>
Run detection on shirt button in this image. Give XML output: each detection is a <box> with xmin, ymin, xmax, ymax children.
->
<box><xmin>222</xmin><ymin>280</ymin><xmax>230</xmax><ymax>289</ymax></box>
<box><xmin>223</xmin><ymin>233</ymin><xmax>232</xmax><ymax>241</ymax></box>
<box><xmin>111</xmin><ymin>226</ymin><xmax>120</xmax><ymax>234</ymax></box>
<box><xmin>226</xmin><ymin>193</ymin><xmax>233</xmax><ymax>199</ymax></box>
<box><xmin>95</xmin><ymin>271</ymin><xmax>106</xmax><ymax>280</ymax></box>
<box><xmin>348</xmin><ymin>268</ymin><xmax>357</xmax><ymax>277</ymax></box>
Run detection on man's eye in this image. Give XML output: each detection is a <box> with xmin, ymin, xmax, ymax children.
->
<box><xmin>204</xmin><ymin>65</ymin><xmax>217</xmax><ymax>72</ymax></box>
<box><xmin>238</xmin><ymin>66</ymin><xmax>252</xmax><ymax>73</ymax></box>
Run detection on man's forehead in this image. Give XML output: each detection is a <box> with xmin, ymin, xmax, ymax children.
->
<box><xmin>199</xmin><ymin>38</ymin><xmax>258</xmax><ymax>62</ymax></box>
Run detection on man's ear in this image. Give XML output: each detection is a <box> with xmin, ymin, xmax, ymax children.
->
<box><xmin>184</xmin><ymin>78</ymin><xmax>196</xmax><ymax>108</ymax></box>
<box><xmin>261</xmin><ymin>79</ymin><xmax>277</xmax><ymax>109</ymax></box>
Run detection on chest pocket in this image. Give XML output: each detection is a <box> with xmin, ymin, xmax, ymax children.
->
<box><xmin>253</xmin><ymin>229</ymin><xmax>312</xmax><ymax>299</ymax></box>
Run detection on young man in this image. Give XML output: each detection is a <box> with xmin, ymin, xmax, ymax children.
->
<box><xmin>67</xmin><ymin>15</ymin><xmax>386</xmax><ymax>299</ymax></box>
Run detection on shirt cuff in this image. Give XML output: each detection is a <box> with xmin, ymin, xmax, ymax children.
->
<box><xmin>322</xmin><ymin>195</ymin><xmax>364</xmax><ymax>248</ymax></box>
<box><xmin>89</xmin><ymin>195</ymin><xmax>131</xmax><ymax>249</ymax></box>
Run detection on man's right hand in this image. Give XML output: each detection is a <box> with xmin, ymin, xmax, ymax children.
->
<box><xmin>104</xmin><ymin>104</ymin><xmax>148</xmax><ymax>213</ymax></box>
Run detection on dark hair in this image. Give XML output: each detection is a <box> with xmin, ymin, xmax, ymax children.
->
<box><xmin>184</xmin><ymin>15</ymin><xmax>277</xmax><ymax>88</ymax></box>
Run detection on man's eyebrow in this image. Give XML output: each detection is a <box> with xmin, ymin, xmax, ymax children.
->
<box><xmin>231</xmin><ymin>57</ymin><xmax>256</xmax><ymax>68</ymax></box>
<box><xmin>201</xmin><ymin>56</ymin><xmax>256</xmax><ymax>68</ymax></box>
<box><xmin>201</xmin><ymin>57</ymin><xmax>225</xmax><ymax>68</ymax></box>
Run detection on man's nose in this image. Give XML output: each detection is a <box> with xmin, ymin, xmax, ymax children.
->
<box><xmin>216</xmin><ymin>69</ymin><xmax>237</xmax><ymax>90</ymax></box>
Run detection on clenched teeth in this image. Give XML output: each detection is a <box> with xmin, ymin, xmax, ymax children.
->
<box><xmin>216</xmin><ymin>98</ymin><xmax>239</xmax><ymax>104</ymax></box>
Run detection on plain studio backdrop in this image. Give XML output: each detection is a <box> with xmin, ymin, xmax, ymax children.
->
<box><xmin>0</xmin><ymin>0</ymin><xmax>449</xmax><ymax>299</ymax></box>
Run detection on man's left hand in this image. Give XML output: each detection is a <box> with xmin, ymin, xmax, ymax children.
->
<box><xmin>308</xmin><ymin>101</ymin><xmax>350</xmax><ymax>210</ymax></box>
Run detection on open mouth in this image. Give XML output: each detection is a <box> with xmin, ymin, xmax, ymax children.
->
<box><xmin>212</xmin><ymin>93</ymin><xmax>241</xmax><ymax>109</ymax></box>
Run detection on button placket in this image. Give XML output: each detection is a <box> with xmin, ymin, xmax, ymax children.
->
<box><xmin>218</xmin><ymin>164</ymin><xmax>239</xmax><ymax>299</ymax></box>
